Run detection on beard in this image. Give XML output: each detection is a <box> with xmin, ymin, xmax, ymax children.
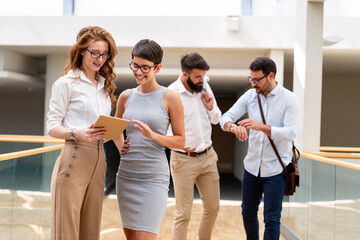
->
<box><xmin>254</xmin><ymin>78</ymin><xmax>271</xmax><ymax>94</ymax></box>
<box><xmin>187</xmin><ymin>76</ymin><xmax>203</xmax><ymax>93</ymax></box>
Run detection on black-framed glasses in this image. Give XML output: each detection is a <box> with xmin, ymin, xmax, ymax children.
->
<box><xmin>129</xmin><ymin>62</ymin><xmax>157</xmax><ymax>73</ymax></box>
<box><xmin>248</xmin><ymin>74</ymin><xmax>268</xmax><ymax>84</ymax></box>
<box><xmin>86</xmin><ymin>49</ymin><xmax>111</xmax><ymax>59</ymax></box>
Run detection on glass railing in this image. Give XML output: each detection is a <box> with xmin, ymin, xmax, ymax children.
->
<box><xmin>0</xmin><ymin>135</ymin><xmax>63</xmax><ymax>239</ymax></box>
<box><xmin>281</xmin><ymin>148</ymin><xmax>360</xmax><ymax>240</ymax></box>
<box><xmin>2</xmin><ymin>134</ymin><xmax>359</xmax><ymax>240</ymax></box>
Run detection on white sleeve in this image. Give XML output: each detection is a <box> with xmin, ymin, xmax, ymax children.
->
<box><xmin>205</xmin><ymin>82</ymin><xmax>222</xmax><ymax>125</ymax></box>
<box><xmin>46</xmin><ymin>79</ymin><xmax>70</xmax><ymax>134</ymax></box>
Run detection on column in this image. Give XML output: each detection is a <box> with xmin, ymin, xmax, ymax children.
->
<box><xmin>293</xmin><ymin>0</ymin><xmax>324</xmax><ymax>152</ymax></box>
<box><xmin>269</xmin><ymin>49</ymin><xmax>284</xmax><ymax>86</ymax></box>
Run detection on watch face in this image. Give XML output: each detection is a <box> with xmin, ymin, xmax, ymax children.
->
<box><xmin>70</xmin><ymin>129</ymin><xmax>76</xmax><ymax>140</ymax></box>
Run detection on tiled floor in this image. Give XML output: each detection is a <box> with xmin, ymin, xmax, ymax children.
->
<box><xmin>5</xmin><ymin>189</ymin><xmax>360</xmax><ymax>240</ymax></box>
<box><xmin>0</xmin><ymin>188</ymin><xmax>282</xmax><ymax>240</ymax></box>
<box><xmin>101</xmin><ymin>196</ymin><xmax>248</xmax><ymax>240</ymax></box>
<box><xmin>4</xmin><ymin>178</ymin><xmax>360</xmax><ymax>239</ymax></box>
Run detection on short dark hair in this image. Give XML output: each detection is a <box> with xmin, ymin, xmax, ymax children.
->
<box><xmin>180</xmin><ymin>53</ymin><xmax>210</xmax><ymax>73</ymax></box>
<box><xmin>249</xmin><ymin>57</ymin><xmax>277</xmax><ymax>77</ymax></box>
<box><xmin>131</xmin><ymin>39</ymin><xmax>163</xmax><ymax>64</ymax></box>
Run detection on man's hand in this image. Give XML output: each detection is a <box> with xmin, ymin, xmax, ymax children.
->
<box><xmin>201</xmin><ymin>92</ymin><xmax>214</xmax><ymax>110</ymax></box>
<box><xmin>230</xmin><ymin>124</ymin><xmax>248</xmax><ymax>142</ymax></box>
<box><xmin>239</xmin><ymin>118</ymin><xmax>271</xmax><ymax>137</ymax></box>
<box><xmin>239</xmin><ymin>118</ymin><xmax>262</xmax><ymax>131</ymax></box>
<box><xmin>183</xmin><ymin>146</ymin><xmax>197</xmax><ymax>153</ymax></box>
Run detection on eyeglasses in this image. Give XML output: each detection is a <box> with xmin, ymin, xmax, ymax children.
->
<box><xmin>129</xmin><ymin>61</ymin><xmax>157</xmax><ymax>73</ymax></box>
<box><xmin>248</xmin><ymin>74</ymin><xmax>268</xmax><ymax>84</ymax></box>
<box><xmin>86</xmin><ymin>49</ymin><xmax>111</xmax><ymax>59</ymax></box>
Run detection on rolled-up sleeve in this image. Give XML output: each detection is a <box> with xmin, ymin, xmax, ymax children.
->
<box><xmin>46</xmin><ymin>80</ymin><xmax>70</xmax><ymax>134</ymax></box>
<box><xmin>220</xmin><ymin>91</ymin><xmax>248</xmax><ymax>130</ymax></box>
<box><xmin>208</xmin><ymin>106</ymin><xmax>221</xmax><ymax>124</ymax></box>
<box><xmin>206</xmin><ymin>83</ymin><xmax>222</xmax><ymax>124</ymax></box>
<box><xmin>271</xmin><ymin>94</ymin><xmax>299</xmax><ymax>141</ymax></box>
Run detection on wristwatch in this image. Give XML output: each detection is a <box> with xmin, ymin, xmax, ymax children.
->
<box><xmin>229</xmin><ymin>124</ymin><xmax>237</xmax><ymax>132</ymax></box>
<box><xmin>69</xmin><ymin>129</ymin><xmax>77</xmax><ymax>141</ymax></box>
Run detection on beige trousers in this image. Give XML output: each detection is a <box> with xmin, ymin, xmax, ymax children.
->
<box><xmin>170</xmin><ymin>147</ymin><xmax>220</xmax><ymax>240</ymax></box>
<box><xmin>51</xmin><ymin>140</ymin><xmax>106</xmax><ymax>240</ymax></box>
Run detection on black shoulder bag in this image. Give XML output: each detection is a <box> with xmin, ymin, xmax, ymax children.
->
<box><xmin>257</xmin><ymin>93</ymin><xmax>300</xmax><ymax>196</ymax></box>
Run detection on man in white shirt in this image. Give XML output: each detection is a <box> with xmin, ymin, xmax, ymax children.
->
<box><xmin>167</xmin><ymin>53</ymin><xmax>222</xmax><ymax>240</ymax></box>
<box><xmin>220</xmin><ymin>57</ymin><xmax>299</xmax><ymax>240</ymax></box>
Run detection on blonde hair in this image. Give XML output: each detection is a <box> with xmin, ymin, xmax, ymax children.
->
<box><xmin>64</xmin><ymin>26</ymin><xmax>118</xmax><ymax>107</ymax></box>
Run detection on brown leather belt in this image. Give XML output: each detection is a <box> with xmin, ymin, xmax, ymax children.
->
<box><xmin>174</xmin><ymin>146</ymin><xmax>212</xmax><ymax>157</ymax></box>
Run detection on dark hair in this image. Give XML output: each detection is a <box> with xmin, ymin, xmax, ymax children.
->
<box><xmin>181</xmin><ymin>53</ymin><xmax>210</xmax><ymax>73</ymax></box>
<box><xmin>64</xmin><ymin>26</ymin><xmax>117</xmax><ymax>107</ymax></box>
<box><xmin>249</xmin><ymin>57</ymin><xmax>277</xmax><ymax>77</ymax></box>
<box><xmin>131</xmin><ymin>39</ymin><xmax>163</xmax><ymax>64</ymax></box>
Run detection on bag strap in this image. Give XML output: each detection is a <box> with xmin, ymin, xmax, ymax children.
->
<box><xmin>257</xmin><ymin>93</ymin><xmax>288</xmax><ymax>175</ymax></box>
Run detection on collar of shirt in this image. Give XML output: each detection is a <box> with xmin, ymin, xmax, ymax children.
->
<box><xmin>258</xmin><ymin>82</ymin><xmax>280</xmax><ymax>101</ymax></box>
<box><xmin>173</xmin><ymin>75</ymin><xmax>210</xmax><ymax>96</ymax></box>
<box><xmin>67</xmin><ymin>69</ymin><xmax>106</xmax><ymax>90</ymax></box>
<box><xmin>173</xmin><ymin>75</ymin><xmax>192</xmax><ymax>95</ymax></box>
<box><xmin>267</xmin><ymin>82</ymin><xmax>280</xmax><ymax>97</ymax></box>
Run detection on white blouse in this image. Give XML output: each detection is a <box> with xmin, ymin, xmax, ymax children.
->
<box><xmin>46</xmin><ymin>69</ymin><xmax>112</xmax><ymax>134</ymax></box>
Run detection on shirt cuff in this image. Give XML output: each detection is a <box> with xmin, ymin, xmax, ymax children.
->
<box><xmin>271</xmin><ymin>126</ymin><xmax>295</xmax><ymax>141</ymax></box>
<box><xmin>207</xmin><ymin>107</ymin><xmax>216</xmax><ymax>114</ymax></box>
<box><xmin>271</xmin><ymin>126</ymin><xmax>280</xmax><ymax>140</ymax></box>
<box><xmin>220</xmin><ymin>116</ymin><xmax>231</xmax><ymax>130</ymax></box>
<box><xmin>46</xmin><ymin>122</ymin><xmax>61</xmax><ymax>135</ymax></box>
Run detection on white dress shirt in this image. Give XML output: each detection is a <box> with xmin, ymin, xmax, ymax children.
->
<box><xmin>220</xmin><ymin>84</ymin><xmax>299</xmax><ymax>177</ymax></box>
<box><xmin>167</xmin><ymin>76</ymin><xmax>222</xmax><ymax>152</ymax></box>
<box><xmin>46</xmin><ymin>69</ymin><xmax>112</xmax><ymax>134</ymax></box>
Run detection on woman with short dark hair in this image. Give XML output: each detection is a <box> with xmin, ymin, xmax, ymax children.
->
<box><xmin>114</xmin><ymin>39</ymin><xmax>185</xmax><ymax>240</ymax></box>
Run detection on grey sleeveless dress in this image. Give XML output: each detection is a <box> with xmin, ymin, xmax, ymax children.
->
<box><xmin>116</xmin><ymin>86</ymin><xmax>170</xmax><ymax>234</ymax></box>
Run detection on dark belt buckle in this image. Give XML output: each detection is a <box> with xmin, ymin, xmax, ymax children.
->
<box><xmin>187</xmin><ymin>152</ymin><xmax>197</xmax><ymax>157</ymax></box>
<box><xmin>182</xmin><ymin>146</ymin><xmax>211</xmax><ymax>157</ymax></box>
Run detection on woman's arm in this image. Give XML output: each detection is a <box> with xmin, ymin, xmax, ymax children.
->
<box><xmin>163</xmin><ymin>90</ymin><xmax>185</xmax><ymax>149</ymax></box>
<box><xmin>114</xmin><ymin>89</ymin><xmax>131</xmax><ymax>119</ymax></box>
<box><xmin>49</xmin><ymin>125</ymin><xmax>106</xmax><ymax>142</ymax></box>
<box><xmin>113</xmin><ymin>89</ymin><xmax>131</xmax><ymax>151</ymax></box>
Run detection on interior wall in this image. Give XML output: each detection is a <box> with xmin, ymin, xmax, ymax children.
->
<box><xmin>321</xmin><ymin>74</ymin><xmax>360</xmax><ymax>147</ymax></box>
<box><xmin>0</xmin><ymin>89</ymin><xmax>45</xmax><ymax>135</ymax></box>
<box><xmin>232</xmin><ymin>87</ymin><xmax>251</xmax><ymax>181</ymax></box>
<box><xmin>212</xmin><ymin>97</ymin><xmax>237</xmax><ymax>173</ymax></box>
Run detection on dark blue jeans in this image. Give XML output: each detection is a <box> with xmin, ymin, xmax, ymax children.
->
<box><xmin>241</xmin><ymin>168</ymin><xmax>287</xmax><ymax>240</ymax></box>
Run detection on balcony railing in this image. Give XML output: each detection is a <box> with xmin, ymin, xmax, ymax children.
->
<box><xmin>0</xmin><ymin>134</ymin><xmax>63</xmax><ymax>239</ymax></box>
<box><xmin>1</xmin><ymin>134</ymin><xmax>359</xmax><ymax>239</ymax></box>
<box><xmin>281</xmin><ymin>147</ymin><xmax>360</xmax><ymax>240</ymax></box>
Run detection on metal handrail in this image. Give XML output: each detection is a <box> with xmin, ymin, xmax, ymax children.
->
<box><xmin>319</xmin><ymin>146</ymin><xmax>360</xmax><ymax>152</ymax></box>
<box><xmin>307</xmin><ymin>151</ymin><xmax>360</xmax><ymax>159</ymax></box>
<box><xmin>0</xmin><ymin>134</ymin><xmax>64</xmax><ymax>143</ymax></box>
<box><xmin>302</xmin><ymin>152</ymin><xmax>360</xmax><ymax>171</ymax></box>
<box><xmin>0</xmin><ymin>144</ymin><xmax>63</xmax><ymax>162</ymax></box>
<box><xmin>1</xmin><ymin>134</ymin><xmax>359</xmax><ymax>171</ymax></box>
